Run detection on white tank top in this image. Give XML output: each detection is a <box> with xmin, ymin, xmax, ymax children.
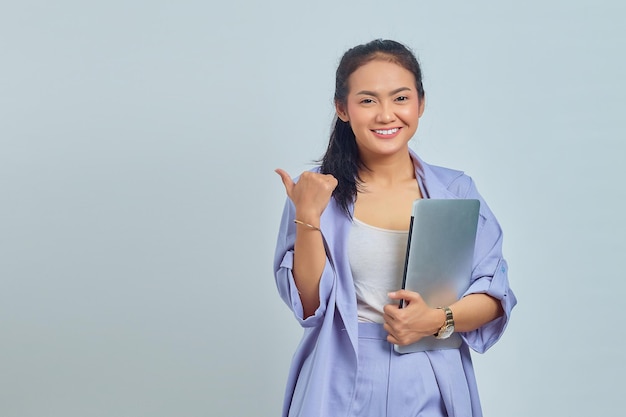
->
<box><xmin>348</xmin><ymin>218</ymin><xmax>409</xmax><ymax>323</ymax></box>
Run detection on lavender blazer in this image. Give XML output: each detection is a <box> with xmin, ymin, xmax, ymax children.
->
<box><xmin>273</xmin><ymin>150</ymin><xmax>517</xmax><ymax>417</ymax></box>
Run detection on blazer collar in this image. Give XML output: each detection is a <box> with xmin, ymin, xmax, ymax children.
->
<box><xmin>409</xmin><ymin>148</ymin><xmax>460</xmax><ymax>200</ymax></box>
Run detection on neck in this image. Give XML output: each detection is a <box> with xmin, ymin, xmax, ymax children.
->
<box><xmin>358</xmin><ymin>150</ymin><xmax>415</xmax><ymax>186</ymax></box>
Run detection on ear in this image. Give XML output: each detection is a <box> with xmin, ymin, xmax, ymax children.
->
<box><xmin>418</xmin><ymin>96</ymin><xmax>426</xmax><ymax>118</ymax></box>
<box><xmin>335</xmin><ymin>101</ymin><xmax>349</xmax><ymax>122</ymax></box>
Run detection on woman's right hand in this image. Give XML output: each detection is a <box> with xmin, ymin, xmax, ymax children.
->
<box><xmin>275</xmin><ymin>169</ymin><xmax>338</xmax><ymax>222</ymax></box>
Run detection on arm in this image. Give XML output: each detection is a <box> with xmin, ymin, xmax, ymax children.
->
<box><xmin>275</xmin><ymin>169</ymin><xmax>338</xmax><ymax>319</ymax></box>
<box><xmin>291</xmin><ymin>217</ymin><xmax>326</xmax><ymax>318</ymax></box>
<box><xmin>450</xmin><ymin>293</ymin><xmax>503</xmax><ymax>332</ymax></box>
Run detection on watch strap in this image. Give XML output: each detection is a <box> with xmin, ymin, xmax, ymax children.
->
<box><xmin>434</xmin><ymin>306</ymin><xmax>454</xmax><ymax>338</ymax></box>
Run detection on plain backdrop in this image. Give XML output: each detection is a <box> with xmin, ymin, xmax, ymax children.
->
<box><xmin>1</xmin><ymin>1</ymin><xmax>624</xmax><ymax>416</ymax></box>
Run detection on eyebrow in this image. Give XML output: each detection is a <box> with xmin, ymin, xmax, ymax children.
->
<box><xmin>355</xmin><ymin>87</ymin><xmax>412</xmax><ymax>97</ymax></box>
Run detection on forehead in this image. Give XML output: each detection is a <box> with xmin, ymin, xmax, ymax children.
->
<box><xmin>348</xmin><ymin>59</ymin><xmax>416</xmax><ymax>93</ymax></box>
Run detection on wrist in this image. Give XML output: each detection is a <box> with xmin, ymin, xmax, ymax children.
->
<box><xmin>294</xmin><ymin>219</ymin><xmax>321</xmax><ymax>232</ymax></box>
<box><xmin>432</xmin><ymin>308</ymin><xmax>447</xmax><ymax>334</ymax></box>
<box><xmin>294</xmin><ymin>211</ymin><xmax>321</xmax><ymax>227</ymax></box>
<box><xmin>434</xmin><ymin>306</ymin><xmax>455</xmax><ymax>339</ymax></box>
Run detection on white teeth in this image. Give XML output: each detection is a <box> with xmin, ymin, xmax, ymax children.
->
<box><xmin>375</xmin><ymin>128</ymin><xmax>398</xmax><ymax>135</ymax></box>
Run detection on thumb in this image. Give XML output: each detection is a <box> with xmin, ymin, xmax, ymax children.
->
<box><xmin>275</xmin><ymin>168</ymin><xmax>295</xmax><ymax>197</ymax></box>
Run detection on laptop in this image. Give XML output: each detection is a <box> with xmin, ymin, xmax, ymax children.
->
<box><xmin>394</xmin><ymin>199</ymin><xmax>480</xmax><ymax>354</ymax></box>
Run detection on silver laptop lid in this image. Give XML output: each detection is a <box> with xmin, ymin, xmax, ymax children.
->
<box><xmin>395</xmin><ymin>198</ymin><xmax>480</xmax><ymax>353</ymax></box>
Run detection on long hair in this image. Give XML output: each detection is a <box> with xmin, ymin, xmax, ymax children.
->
<box><xmin>320</xmin><ymin>39</ymin><xmax>426</xmax><ymax>217</ymax></box>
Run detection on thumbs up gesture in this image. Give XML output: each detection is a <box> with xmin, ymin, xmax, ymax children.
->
<box><xmin>275</xmin><ymin>169</ymin><xmax>338</xmax><ymax>221</ymax></box>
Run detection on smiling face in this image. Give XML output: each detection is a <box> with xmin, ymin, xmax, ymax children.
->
<box><xmin>335</xmin><ymin>59</ymin><xmax>425</xmax><ymax>163</ymax></box>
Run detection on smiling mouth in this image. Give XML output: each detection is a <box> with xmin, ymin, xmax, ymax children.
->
<box><xmin>373</xmin><ymin>128</ymin><xmax>400</xmax><ymax>135</ymax></box>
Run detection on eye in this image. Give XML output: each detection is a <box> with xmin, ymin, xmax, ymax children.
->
<box><xmin>360</xmin><ymin>98</ymin><xmax>375</xmax><ymax>104</ymax></box>
<box><xmin>395</xmin><ymin>96</ymin><xmax>409</xmax><ymax>102</ymax></box>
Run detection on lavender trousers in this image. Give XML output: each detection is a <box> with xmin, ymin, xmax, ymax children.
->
<box><xmin>348</xmin><ymin>323</ymin><xmax>450</xmax><ymax>417</ymax></box>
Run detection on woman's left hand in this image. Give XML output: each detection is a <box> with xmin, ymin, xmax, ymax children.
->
<box><xmin>383</xmin><ymin>290</ymin><xmax>444</xmax><ymax>346</ymax></box>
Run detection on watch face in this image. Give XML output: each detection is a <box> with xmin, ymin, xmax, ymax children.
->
<box><xmin>437</xmin><ymin>325</ymin><xmax>454</xmax><ymax>339</ymax></box>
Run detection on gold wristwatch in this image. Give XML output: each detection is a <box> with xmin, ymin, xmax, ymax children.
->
<box><xmin>434</xmin><ymin>306</ymin><xmax>455</xmax><ymax>339</ymax></box>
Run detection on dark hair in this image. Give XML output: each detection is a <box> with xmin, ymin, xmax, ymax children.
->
<box><xmin>320</xmin><ymin>39</ymin><xmax>425</xmax><ymax>217</ymax></box>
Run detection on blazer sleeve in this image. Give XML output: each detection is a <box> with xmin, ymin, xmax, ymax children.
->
<box><xmin>457</xmin><ymin>177</ymin><xmax>518</xmax><ymax>353</ymax></box>
<box><xmin>273</xmin><ymin>197</ymin><xmax>336</xmax><ymax>328</ymax></box>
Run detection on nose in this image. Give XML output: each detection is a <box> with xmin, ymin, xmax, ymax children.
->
<box><xmin>376</xmin><ymin>103</ymin><xmax>396</xmax><ymax>123</ymax></box>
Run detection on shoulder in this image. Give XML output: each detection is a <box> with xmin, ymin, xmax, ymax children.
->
<box><xmin>423</xmin><ymin>161</ymin><xmax>466</xmax><ymax>186</ymax></box>
<box><xmin>417</xmin><ymin>157</ymin><xmax>475</xmax><ymax>198</ymax></box>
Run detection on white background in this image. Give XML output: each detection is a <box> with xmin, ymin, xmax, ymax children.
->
<box><xmin>1</xmin><ymin>1</ymin><xmax>624</xmax><ymax>416</ymax></box>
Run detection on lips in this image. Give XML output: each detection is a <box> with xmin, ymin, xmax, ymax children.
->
<box><xmin>372</xmin><ymin>127</ymin><xmax>401</xmax><ymax>138</ymax></box>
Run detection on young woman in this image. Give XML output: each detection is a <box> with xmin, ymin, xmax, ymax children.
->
<box><xmin>274</xmin><ymin>39</ymin><xmax>517</xmax><ymax>417</ymax></box>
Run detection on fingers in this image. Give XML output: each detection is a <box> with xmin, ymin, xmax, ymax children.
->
<box><xmin>275</xmin><ymin>169</ymin><xmax>339</xmax><ymax>218</ymax></box>
<box><xmin>384</xmin><ymin>319</ymin><xmax>404</xmax><ymax>345</ymax></box>
<box><xmin>387</xmin><ymin>290</ymin><xmax>424</xmax><ymax>309</ymax></box>
<box><xmin>275</xmin><ymin>169</ymin><xmax>337</xmax><ymax>193</ymax></box>
<box><xmin>386</xmin><ymin>333</ymin><xmax>403</xmax><ymax>346</ymax></box>
<box><xmin>383</xmin><ymin>298</ymin><xmax>401</xmax><ymax>317</ymax></box>
<box><xmin>387</xmin><ymin>289</ymin><xmax>421</xmax><ymax>301</ymax></box>
<box><xmin>383</xmin><ymin>322</ymin><xmax>398</xmax><ymax>344</ymax></box>
<box><xmin>384</xmin><ymin>319</ymin><xmax>420</xmax><ymax>346</ymax></box>
<box><xmin>324</xmin><ymin>173</ymin><xmax>339</xmax><ymax>190</ymax></box>
<box><xmin>383</xmin><ymin>291</ymin><xmax>412</xmax><ymax>321</ymax></box>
